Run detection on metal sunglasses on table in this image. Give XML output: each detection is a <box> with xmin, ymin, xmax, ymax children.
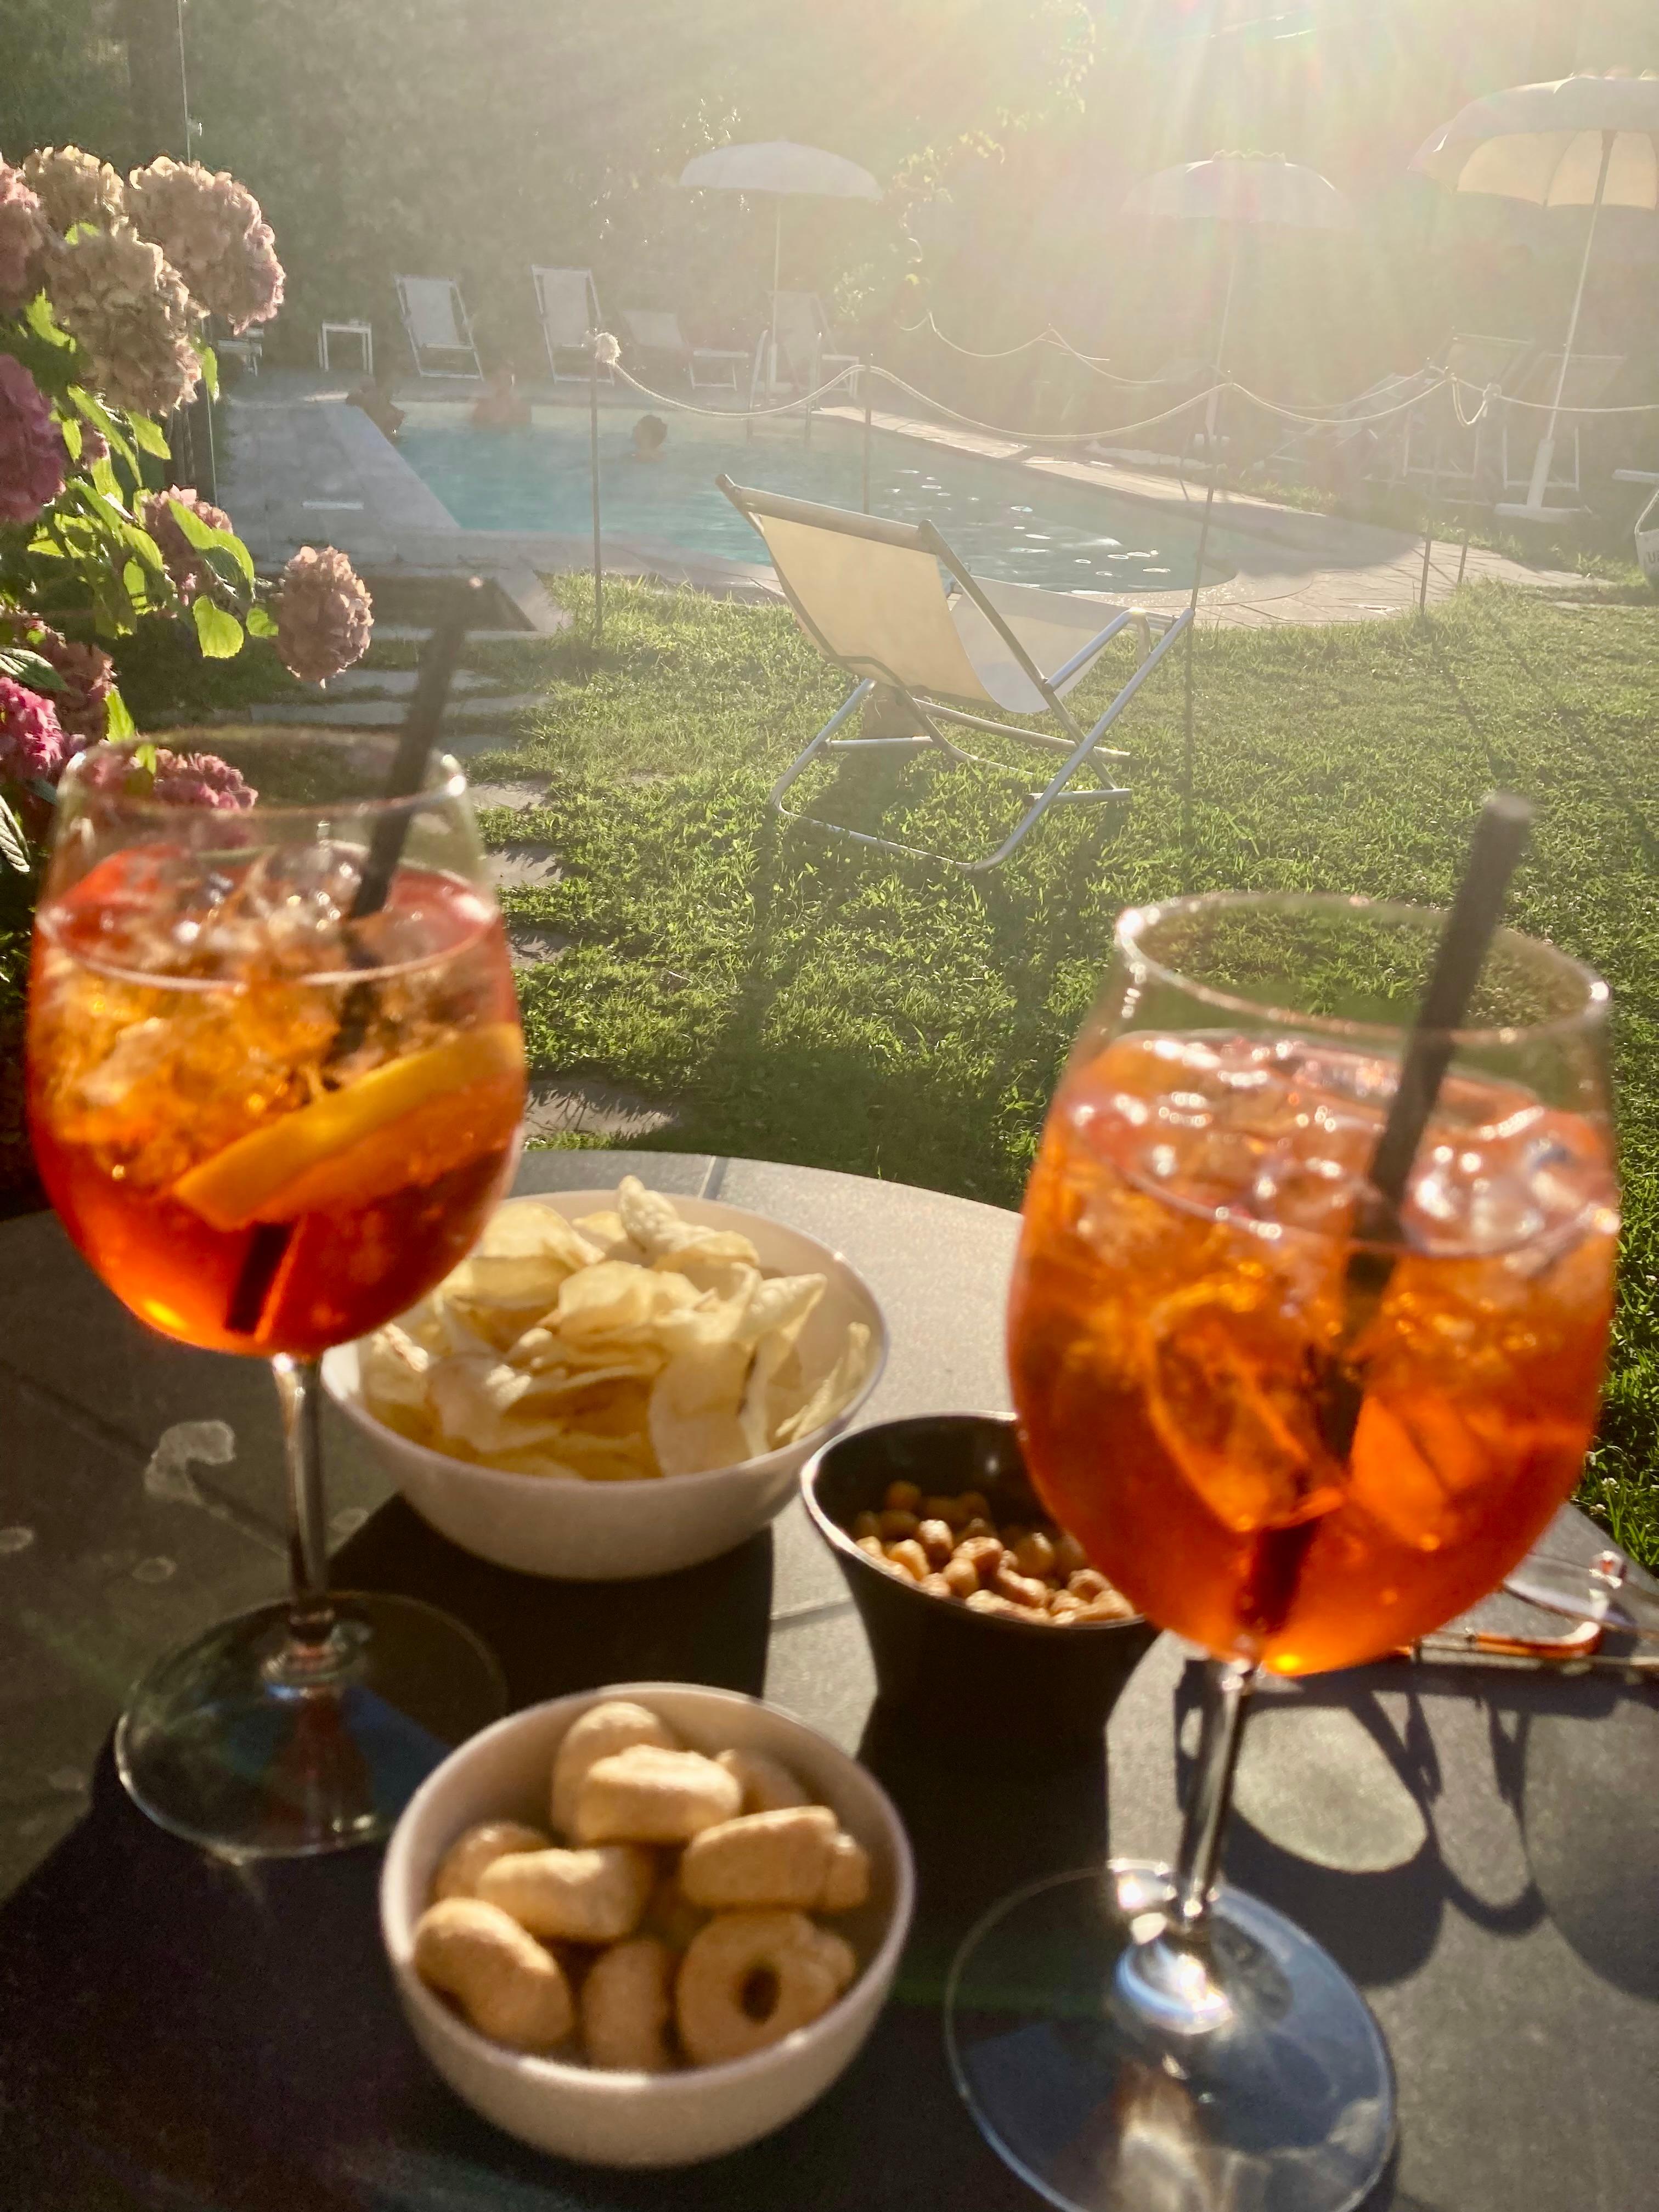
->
<box><xmin>945</xmin><ymin>872</ymin><xmax>1618</xmax><ymax>2212</ymax></box>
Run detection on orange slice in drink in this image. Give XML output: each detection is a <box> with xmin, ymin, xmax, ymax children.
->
<box><xmin>173</xmin><ymin>1022</ymin><xmax>526</xmax><ymax>1231</ymax></box>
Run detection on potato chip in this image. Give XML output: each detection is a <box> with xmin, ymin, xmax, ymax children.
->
<box><xmin>649</xmin><ymin>1342</ymin><xmax>753</xmax><ymax>1477</ymax></box>
<box><xmin>359</xmin><ymin>1186</ymin><xmax>873</xmax><ymax>1486</ymax></box>
<box><xmin>476</xmin><ymin>1203</ymin><xmax>605</xmax><ymax>1272</ymax></box>
<box><xmin>773</xmin><ymin>1323</ymin><xmax>872</xmax><ymax>1447</ymax></box>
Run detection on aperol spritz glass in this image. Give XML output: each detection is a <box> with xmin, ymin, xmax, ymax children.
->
<box><xmin>27</xmin><ymin>735</ymin><xmax>526</xmax><ymax>1856</ymax></box>
<box><xmin>946</xmin><ymin>891</ymin><xmax>1617</xmax><ymax>2212</ymax></box>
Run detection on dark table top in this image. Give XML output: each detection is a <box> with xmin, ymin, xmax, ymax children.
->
<box><xmin>1</xmin><ymin>1150</ymin><xmax>1656</xmax><ymax>2212</ymax></box>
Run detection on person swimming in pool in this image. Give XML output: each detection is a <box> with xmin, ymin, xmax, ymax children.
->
<box><xmin>472</xmin><ymin>364</ymin><xmax>532</xmax><ymax>430</ymax></box>
<box><xmin>631</xmin><ymin>414</ymin><xmax>667</xmax><ymax>462</ymax></box>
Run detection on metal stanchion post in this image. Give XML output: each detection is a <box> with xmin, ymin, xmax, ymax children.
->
<box><xmin>589</xmin><ymin>349</ymin><xmax>602</xmax><ymax>645</ymax></box>
<box><xmin>1420</xmin><ymin>436</ymin><xmax>1441</xmax><ymax>614</ymax></box>
<box><xmin>862</xmin><ymin>356</ymin><xmax>872</xmax><ymax>514</ymax></box>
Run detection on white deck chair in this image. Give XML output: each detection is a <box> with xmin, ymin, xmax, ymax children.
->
<box><xmin>770</xmin><ymin>291</ymin><xmax>860</xmax><ymax>394</ymax></box>
<box><xmin>1498</xmin><ymin>352</ymin><xmax>1625</xmax><ymax>514</ymax></box>
<box><xmin>720</xmin><ymin>477</ymin><xmax>1192</xmax><ymax>873</ymax></box>
<box><xmin>619</xmin><ymin>308</ymin><xmax>750</xmax><ymax>391</ymax></box>
<box><xmin>396</xmin><ymin>276</ymin><xmax>482</xmax><ymax>380</ymax></box>
<box><xmin>533</xmin><ymin>267</ymin><xmax>609</xmax><ymax>385</ymax></box>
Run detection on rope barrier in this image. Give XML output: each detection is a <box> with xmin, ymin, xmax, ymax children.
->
<box><xmin>608</xmin><ymin>358</ymin><xmax>861</xmax><ymax>420</ymax></box>
<box><xmin>866</xmin><ymin>362</ymin><xmax>1216</xmax><ymax>446</ymax></box>
<box><xmin>898</xmin><ymin>309</ymin><xmax>1184</xmax><ymax>386</ymax></box>
<box><xmin>1451</xmin><ymin>375</ymin><xmax>1659</xmax><ymax>418</ymax></box>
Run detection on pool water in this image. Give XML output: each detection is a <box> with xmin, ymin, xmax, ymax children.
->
<box><xmin>398</xmin><ymin>404</ymin><xmax>1217</xmax><ymax>595</ymax></box>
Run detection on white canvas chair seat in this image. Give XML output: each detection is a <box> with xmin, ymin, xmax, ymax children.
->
<box><xmin>534</xmin><ymin>267</ymin><xmax>608</xmax><ymax>384</ymax></box>
<box><xmin>1499</xmin><ymin>351</ymin><xmax>1624</xmax><ymax>507</ymax></box>
<box><xmin>721</xmin><ymin>479</ymin><xmax>1193</xmax><ymax>873</ymax></box>
<box><xmin>396</xmin><ymin>276</ymin><xmax>482</xmax><ymax>380</ymax></box>
<box><xmin>620</xmin><ymin>308</ymin><xmax>749</xmax><ymax>390</ymax></box>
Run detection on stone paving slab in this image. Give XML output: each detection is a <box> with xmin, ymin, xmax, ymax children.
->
<box><xmin>523</xmin><ymin>1079</ymin><xmax>678</xmax><ymax>1142</ymax></box>
<box><xmin>507</xmin><ymin>928</ymin><xmax>571</xmax><ymax>971</ymax></box>
<box><xmin>468</xmin><ymin>780</ymin><xmax>552</xmax><ymax>812</ymax></box>
<box><xmin>488</xmin><ymin>844</ymin><xmax>562</xmax><ymax>891</ymax></box>
<box><xmin>245</xmin><ymin>693</ymin><xmax>544</xmax><ymax>729</ymax></box>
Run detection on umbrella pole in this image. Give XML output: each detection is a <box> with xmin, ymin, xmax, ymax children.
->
<box><xmin>769</xmin><ymin>201</ymin><xmax>782</xmax><ymax>396</ymax></box>
<box><xmin>1527</xmin><ymin>132</ymin><xmax>1613</xmax><ymax>511</ymax></box>
<box><xmin>1183</xmin><ymin>227</ymin><xmax>1235</xmax><ymax>822</ymax></box>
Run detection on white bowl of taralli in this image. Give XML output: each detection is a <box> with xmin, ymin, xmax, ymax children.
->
<box><xmin>321</xmin><ymin>1184</ymin><xmax>887</xmax><ymax>1580</ymax></box>
<box><xmin>381</xmin><ymin>1681</ymin><xmax>916</xmax><ymax>2167</ymax></box>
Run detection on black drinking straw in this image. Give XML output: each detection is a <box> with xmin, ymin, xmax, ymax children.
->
<box><xmin>223</xmin><ymin>578</ymin><xmax>484</xmax><ymax>1336</ymax></box>
<box><xmin>1242</xmin><ymin>792</ymin><xmax>1535</xmax><ymax>1633</ymax></box>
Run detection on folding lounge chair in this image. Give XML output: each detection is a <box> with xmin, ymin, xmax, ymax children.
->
<box><xmin>770</xmin><ymin>292</ymin><xmax>860</xmax><ymax>396</ymax></box>
<box><xmin>1400</xmin><ymin>333</ymin><xmax>1536</xmax><ymax>490</ymax></box>
<box><xmin>533</xmin><ymin>267</ymin><xmax>610</xmax><ymax>385</ymax></box>
<box><xmin>619</xmin><ymin>308</ymin><xmax>750</xmax><ymax>391</ymax></box>
<box><xmin>1498</xmin><ymin>352</ymin><xmax>1625</xmax><ymax>515</ymax></box>
<box><xmin>396</xmin><ymin>275</ymin><xmax>483</xmax><ymax>380</ymax></box>
<box><xmin>720</xmin><ymin>477</ymin><xmax>1193</xmax><ymax>873</ymax></box>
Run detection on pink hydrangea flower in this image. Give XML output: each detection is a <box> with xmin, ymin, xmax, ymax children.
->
<box><xmin>22</xmin><ymin>145</ymin><xmax>126</xmax><ymax>236</ymax></box>
<box><xmin>152</xmin><ymin>748</ymin><xmax>256</xmax><ymax>810</ymax></box>
<box><xmin>74</xmin><ymin>741</ymin><xmax>256</xmax><ymax>810</ymax></box>
<box><xmin>274</xmin><ymin>546</ymin><xmax>373</xmax><ymax>682</ymax></box>
<box><xmin>0</xmin><ymin>676</ymin><xmax>69</xmax><ymax>783</ymax></box>
<box><xmin>46</xmin><ymin>221</ymin><xmax>200</xmax><ymax>418</ymax></box>
<box><xmin>16</xmin><ymin>624</ymin><xmax>114</xmax><ymax>744</ymax></box>
<box><xmin>138</xmin><ymin>485</ymin><xmax>235</xmax><ymax>606</ymax></box>
<box><xmin>0</xmin><ymin>356</ymin><xmax>67</xmax><ymax>524</ymax></box>
<box><xmin>126</xmin><ymin>157</ymin><xmax>285</xmax><ymax>334</ymax></box>
<box><xmin>0</xmin><ymin>160</ymin><xmax>47</xmax><ymax>312</ymax></box>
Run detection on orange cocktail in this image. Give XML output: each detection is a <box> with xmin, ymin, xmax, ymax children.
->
<box><xmin>29</xmin><ymin>847</ymin><xmax>524</xmax><ymax>1356</ymax></box>
<box><xmin>1009</xmin><ymin>1030</ymin><xmax>1618</xmax><ymax>1675</ymax></box>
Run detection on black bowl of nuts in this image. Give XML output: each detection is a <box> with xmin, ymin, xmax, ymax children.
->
<box><xmin>800</xmin><ymin>1413</ymin><xmax>1158</xmax><ymax>1754</ymax></box>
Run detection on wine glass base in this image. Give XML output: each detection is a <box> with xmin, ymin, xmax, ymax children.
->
<box><xmin>945</xmin><ymin>1863</ymin><xmax>1395</xmax><ymax>2212</ymax></box>
<box><xmin>114</xmin><ymin>1592</ymin><xmax>506</xmax><ymax>1859</ymax></box>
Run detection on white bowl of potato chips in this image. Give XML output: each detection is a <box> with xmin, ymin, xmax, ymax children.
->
<box><xmin>321</xmin><ymin>1180</ymin><xmax>887</xmax><ymax>1579</ymax></box>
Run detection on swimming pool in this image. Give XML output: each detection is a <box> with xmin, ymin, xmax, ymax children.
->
<box><xmin>398</xmin><ymin>404</ymin><xmax>1220</xmax><ymax>596</ymax></box>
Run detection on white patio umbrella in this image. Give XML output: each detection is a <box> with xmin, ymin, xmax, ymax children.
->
<box><xmin>677</xmin><ymin>140</ymin><xmax>879</xmax><ymax>390</ymax></box>
<box><xmin>1121</xmin><ymin>155</ymin><xmax>1353</xmax><ymax>608</ymax></box>
<box><xmin>1122</xmin><ymin>154</ymin><xmax>1353</xmax><ymax>425</ymax></box>
<box><xmin>1411</xmin><ymin>73</ymin><xmax>1659</xmax><ymax>517</ymax></box>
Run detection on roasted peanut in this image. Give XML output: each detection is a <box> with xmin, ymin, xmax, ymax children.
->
<box><xmin>1053</xmin><ymin>1531</ymin><xmax>1089</xmax><ymax>1578</ymax></box>
<box><xmin>885</xmin><ymin>1538</ymin><xmax>930</xmax><ymax>1582</ymax></box>
<box><xmin>882</xmin><ymin>1480</ymin><xmax>923</xmax><ymax>1514</ymax></box>
<box><xmin>918</xmin><ymin>1572</ymin><xmax>953</xmax><ymax>1598</ymax></box>
<box><xmin>923</xmin><ymin>1493</ymin><xmax>968</xmax><ymax>1530</ymax></box>
<box><xmin>992</xmin><ymin>1561</ymin><xmax>1051</xmax><ymax>1610</ymax></box>
<box><xmin>941</xmin><ymin>1555</ymin><xmax>981</xmax><ymax>1599</ymax></box>
<box><xmin>965</xmin><ymin>1589</ymin><xmax>1025</xmax><ymax>1620</ymax></box>
<box><xmin>1068</xmin><ymin>1567</ymin><xmax>1112</xmax><ymax>1602</ymax></box>
<box><xmin>412</xmin><ymin>1898</ymin><xmax>574</xmax><ymax>2051</ymax></box>
<box><xmin>916</xmin><ymin>1517</ymin><xmax>955</xmax><ymax>1567</ymax></box>
<box><xmin>1074</xmin><ymin>1591</ymin><xmax>1137</xmax><ymax>1623</ymax></box>
<box><xmin>953</xmin><ymin>1534</ymin><xmax>1005</xmax><ymax>1584</ymax></box>
<box><xmin>958</xmin><ymin>1491</ymin><xmax>990</xmax><ymax>1521</ymax></box>
<box><xmin>851</xmin><ymin>1510</ymin><xmax>881</xmax><ymax>1542</ymax></box>
<box><xmin>1012</xmin><ymin>1531</ymin><xmax>1057</xmax><ymax>1582</ymax></box>
<box><xmin>878</xmin><ymin>1508</ymin><xmax>921</xmax><ymax>1541</ymax></box>
<box><xmin>431</xmin><ymin>1819</ymin><xmax>552</xmax><ymax>1902</ymax></box>
<box><xmin>958</xmin><ymin>1515</ymin><xmax>997</xmax><ymax>1542</ymax></box>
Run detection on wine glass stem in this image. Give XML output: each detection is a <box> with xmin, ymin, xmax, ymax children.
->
<box><xmin>1172</xmin><ymin>1657</ymin><xmax>1256</xmax><ymax>1932</ymax></box>
<box><xmin>273</xmin><ymin>1353</ymin><xmax>335</xmax><ymax>1650</ymax></box>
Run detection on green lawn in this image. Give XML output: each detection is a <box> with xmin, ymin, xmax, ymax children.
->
<box><xmin>457</xmin><ymin>576</ymin><xmax>1659</xmax><ymax>1568</ymax></box>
